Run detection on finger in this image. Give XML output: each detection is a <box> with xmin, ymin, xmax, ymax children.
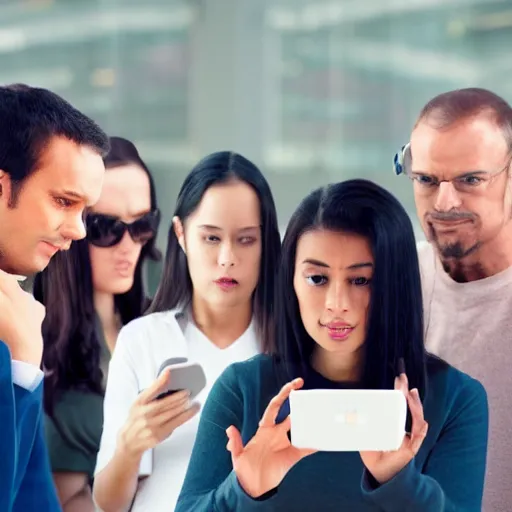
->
<box><xmin>410</xmin><ymin>422</ymin><xmax>428</xmax><ymax>454</ymax></box>
<box><xmin>153</xmin><ymin>399</ymin><xmax>194</xmax><ymax>427</ymax></box>
<box><xmin>146</xmin><ymin>403</ymin><xmax>199</xmax><ymax>447</ymax></box>
<box><xmin>226</xmin><ymin>425</ymin><xmax>244</xmax><ymax>459</ymax></box>
<box><xmin>407</xmin><ymin>389</ymin><xmax>428</xmax><ymax>454</ymax></box>
<box><xmin>394</xmin><ymin>373</ymin><xmax>409</xmax><ymax>396</ymax></box>
<box><xmin>137</xmin><ymin>369</ymin><xmax>172</xmax><ymax>404</ymax></box>
<box><xmin>159</xmin><ymin>402</ymin><xmax>200</xmax><ymax>434</ymax></box>
<box><xmin>259</xmin><ymin>378</ymin><xmax>303</xmax><ymax>428</ymax></box>
<box><xmin>0</xmin><ymin>269</ymin><xmax>24</xmax><ymax>295</ymax></box>
<box><xmin>145</xmin><ymin>390</ymin><xmax>190</xmax><ymax>415</ymax></box>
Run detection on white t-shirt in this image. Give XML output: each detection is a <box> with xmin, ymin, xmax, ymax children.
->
<box><xmin>94</xmin><ymin>308</ymin><xmax>260</xmax><ymax>512</ymax></box>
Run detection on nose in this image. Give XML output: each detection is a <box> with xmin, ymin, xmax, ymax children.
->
<box><xmin>116</xmin><ymin>230</ymin><xmax>137</xmax><ymax>253</ymax></box>
<box><xmin>218</xmin><ymin>242</ymin><xmax>236</xmax><ymax>268</ymax></box>
<box><xmin>434</xmin><ymin>181</ymin><xmax>462</xmax><ymax>212</ymax></box>
<box><xmin>61</xmin><ymin>213</ymin><xmax>87</xmax><ymax>241</ymax></box>
<box><xmin>325</xmin><ymin>280</ymin><xmax>349</xmax><ymax>314</ymax></box>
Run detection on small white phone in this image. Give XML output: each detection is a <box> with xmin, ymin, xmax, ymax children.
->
<box><xmin>289</xmin><ymin>389</ymin><xmax>407</xmax><ymax>452</ymax></box>
<box><xmin>156</xmin><ymin>357</ymin><xmax>207</xmax><ymax>401</ymax></box>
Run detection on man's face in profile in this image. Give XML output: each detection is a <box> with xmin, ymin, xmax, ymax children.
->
<box><xmin>0</xmin><ymin>136</ymin><xmax>105</xmax><ymax>275</ymax></box>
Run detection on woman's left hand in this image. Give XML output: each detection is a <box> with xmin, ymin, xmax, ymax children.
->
<box><xmin>359</xmin><ymin>371</ymin><xmax>429</xmax><ymax>485</ymax></box>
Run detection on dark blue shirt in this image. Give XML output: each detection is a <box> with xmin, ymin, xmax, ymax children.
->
<box><xmin>177</xmin><ymin>354</ymin><xmax>488</xmax><ymax>511</ymax></box>
<box><xmin>0</xmin><ymin>341</ymin><xmax>61</xmax><ymax>511</ymax></box>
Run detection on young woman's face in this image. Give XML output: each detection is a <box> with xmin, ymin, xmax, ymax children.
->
<box><xmin>175</xmin><ymin>180</ymin><xmax>262</xmax><ymax>310</ymax></box>
<box><xmin>293</xmin><ymin>229</ymin><xmax>374</xmax><ymax>360</ymax></box>
<box><xmin>88</xmin><ymin>164</ymin><xmax>152</xmax><ymax>295</ymax></box>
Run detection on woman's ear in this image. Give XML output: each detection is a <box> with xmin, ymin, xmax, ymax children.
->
<box><xmin>172</xmin><ymin>216</ymin><xmax>186</xmax><ymax>255</ymax></box>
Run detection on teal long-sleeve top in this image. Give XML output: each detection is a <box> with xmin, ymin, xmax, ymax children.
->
<box><xmin>176</xmin><ymin>354</ymin><xmax>488</xmax><ymax>511</ymax></box>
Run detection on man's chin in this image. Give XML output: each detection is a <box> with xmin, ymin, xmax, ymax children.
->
<box><xmin>435</xmin><ymin>240</ymin><xmax>481</xmax><ymax>260</ymax></box>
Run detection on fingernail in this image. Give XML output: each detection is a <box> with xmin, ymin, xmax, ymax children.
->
<box><xmin>397</xmin><ymin>358</ymin><xmax>405</xmax><ymax>376</ymax></box>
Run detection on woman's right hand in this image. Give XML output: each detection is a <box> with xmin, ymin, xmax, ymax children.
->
<box><xmin>116</xmin><ymin>369</ymin><xmax>200</xmax><ymax>460</ymax></box>
<box><xmin>226</xmin><ymin>378</ymin><xmax>316</xmax><ymax>499</ymax></box>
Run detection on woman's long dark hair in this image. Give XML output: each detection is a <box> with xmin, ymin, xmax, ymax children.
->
<box><xmin>147</xmin><ymin>151</ymin><xmax>281</xmax><ymax>352</ymax></box>
<box><xmin>273</xmin><ymin>179</ymin><xmax>427</xmax><ymax>397</ymax></box>
<box><xmin>34</xmin><ymin>136</ymin><xmax>161</xmax><ymax>416</ymax></box>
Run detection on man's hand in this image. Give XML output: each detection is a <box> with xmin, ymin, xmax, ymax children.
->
<box><xmin>0</xmin><ymin>269</ymin><xmax>45</xmax><ymax>366</ymax></box>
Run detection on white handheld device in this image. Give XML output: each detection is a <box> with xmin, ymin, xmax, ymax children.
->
<box><xmin>289</xmin><ymin>389</ymin><xmax>407</xmax><ymax>452</ymax></box>
<box><xmin>155</xmin><ymin>357</ymin><xmax>207</xmax><ymax>401</ymax></box>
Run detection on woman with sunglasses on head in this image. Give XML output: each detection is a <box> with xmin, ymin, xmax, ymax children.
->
<box><xmin>176</xmin><ymin>179</ymin><xmax>488</xmax><ymax>512</ymax></box>
<box><xmin>34</xmin><ymin>136</ymin><xmax>161</xmax><ymax>512</ymax></box>
<box><xmin>92</xmin><ymin>151</ymin><xmax>281</xmax><ymax>512</ymax></box>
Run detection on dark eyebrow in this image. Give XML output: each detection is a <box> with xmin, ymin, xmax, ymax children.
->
<box><xmin>57</xmin><ymin>190</ymin><xmax>87</xmax><ymax>201</ymax></box>
<box><xmin>348</xmin><ymin>262</ymin><xmax>373</xmax><ymax>270</ymax></box>
<box><xmin>302</xmin><ymin>258</ymin><xmax>329</xmax><ymax>268</ymax></box>
<box><xmin>301</xmin><ymin>259</ymin><xmax>373</xmax><ymax>270</ymax></box>
<box><xmin>411</xmin><ymin>170</ymin><xmax>490</xmax><ymax>178</ymax></box>
<box><xmin>198</xmin><ymin>224</ymin><xmax>260</xmax><ymax>232</ymax></box>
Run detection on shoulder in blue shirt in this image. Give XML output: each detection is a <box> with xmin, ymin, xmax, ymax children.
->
<box><xmin>0</xmin><ymin>340</ymin><xmax>61</xmax><ymax>511</ymax></box>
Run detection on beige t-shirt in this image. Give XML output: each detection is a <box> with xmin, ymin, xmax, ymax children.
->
<box><xmin>418</xmin><ymin>241</ymin><xmax>512</xmax><ymax>512</ymax></box>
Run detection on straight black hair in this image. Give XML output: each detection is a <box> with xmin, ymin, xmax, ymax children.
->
<box><xmin>273</xmin><ymin>179</ymin><xmax>427</xmax><ymax>397</ymax></box>
<box><xmin>147</xmin><ymin>151</ymin><xmax>281</xmax><ymax>352</ymax></box>
<box><xmin>34</xmin><ymin>136</ymin><xmax>161</xmax><ymax>416</ymax></box>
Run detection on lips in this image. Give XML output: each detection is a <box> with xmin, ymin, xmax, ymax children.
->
<box><xmin>215</xmin><ymin>277</ymin><xmax>238</xmax><ymax>285</ymax></box>
<box><xmin>322</xmin><ymin>321</ymin><xmax>355</xmax><ymax>341</ymax></box>
<box><xmin>214</xmin><ymin>277</ymin><xmax>239</xmax><ymax>290</ymax></box>
<box><xmin>39</xmin><ymin>241</ymin><xmax>62</xmax><ymax>257</ymax></box>
<box><xmin>115</xmin><ymin>261</ymin><xmax>133</xmax><ymax>270</ymax></box>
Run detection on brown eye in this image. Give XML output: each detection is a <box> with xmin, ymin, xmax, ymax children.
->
<box><xmin>306</xmin><ymin>275</ymin><xmax>327</xmax><ymax>286</ymax></box>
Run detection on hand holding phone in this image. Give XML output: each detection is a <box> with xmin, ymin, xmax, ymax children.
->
<box><xmin>117</xmin><ymin>368</ymin><xmax>200</xmax><ymax>467</ymax></box>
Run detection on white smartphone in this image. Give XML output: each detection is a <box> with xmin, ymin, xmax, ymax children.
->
<box><xmin>289</xmin><ymin>389</ymin><xmax>407</xmax><ymax>452</ymax></box>
<box><xmin>156</xmin><ymin>357</ymin><xmax>207</xmax><ymax>401</ymax></box>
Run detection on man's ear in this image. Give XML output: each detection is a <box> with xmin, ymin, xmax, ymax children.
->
<box><xmin>0</xmin><ymin>170</ymin><xmax>10</xmax><ymax>200</ymax></box>
<box><xmin>172</xmin><ymin>216</ymin><xmax>186</xmax><ymax>255</ymax></box>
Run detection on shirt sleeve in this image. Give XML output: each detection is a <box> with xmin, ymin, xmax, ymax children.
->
<box><xmin>176</xmin><ymin>364</ymin><xmax>274</xmax><ymax>512</ymax></box>
<box><xmin>12</xmin><ymin>417</ymin><xmax>62</xmax><ymax>512</ymax></box>
<box><xmin>94</xmin><ymin>325</ymin><xmax>141</xmax><ymax>476</ymax></box>
<box><xmin>11</xmin><ymin>360</ymin><xmax>43</xmax><ymax>392</ymax></box>
<box><xmin>361</xmin><ymin>377</ymin><xmax>488</xmax><ymax>512</ymax></box>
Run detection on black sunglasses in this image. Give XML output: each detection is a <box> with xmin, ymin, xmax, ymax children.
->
<box><xmin>86</xmin><ymin>209</ymin><xmax>160</xmax><ymax>248</ymax></box>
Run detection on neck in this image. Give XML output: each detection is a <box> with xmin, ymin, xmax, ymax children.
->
<box><xmin>191</xmin><ymin>295</ymin><xmax>252</xmax><ymax>349</ymax></box>
<box><xmin>440</xmin><ymin>224</ymin><xmax>512</xmax><ymax>282</ymax></box>
<box><xmin>311</xmin><ymin>346</ymin><xmax>364</xmax><ymax>383</ymax></box>
<box><xmin>93</xmin><ymin>291</ymin><xmax>119</xmax><ymax>352</ymax></box>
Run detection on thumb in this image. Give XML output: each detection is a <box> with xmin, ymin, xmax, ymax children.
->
<box><xmin>226</xmin><ymin>425</ymin><xmax>244</xmax><ymax>460</ymax></box>
<box><xmin>138</xmin><ymin>368</ymin><xmax>171</xmax><ymax>404</ymax></box>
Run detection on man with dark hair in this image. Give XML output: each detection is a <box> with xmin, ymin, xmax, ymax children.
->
<box><xmin>395</xmin><ymin>87</ymin><xmax>512</xmax><ymax>511</ymax></box>
<box><xmin>0</xmin><ymin>84</ymin><xmax>109</xmax><ymax>510</ymax></box>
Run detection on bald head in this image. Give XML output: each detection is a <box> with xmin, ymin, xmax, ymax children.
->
<box><xmin>415</xmin><ymin>88</ymin><xmax>512</xmax><ymax>152</ymax></box>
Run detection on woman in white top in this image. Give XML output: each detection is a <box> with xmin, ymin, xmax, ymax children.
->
<box><xmin>92</xmin><ymin>151</ymin><xmax>281</xmax><ymax>512</ymax></box>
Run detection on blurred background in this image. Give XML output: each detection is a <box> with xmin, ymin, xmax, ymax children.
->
<box><xmin>1</xmin><ymin>0</ymin><xmax>511</xmax><ymax>291</ymax></box>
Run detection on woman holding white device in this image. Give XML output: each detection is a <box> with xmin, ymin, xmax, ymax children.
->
<box><xmin>176</xmin><ymin>179</ymin><xmax>488</xmax><ymax>511</ymax></box>
<box><xmin>93</xmin><ymin>151</ymin><xmax>281</xmax><ymax>511</ymax></box>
